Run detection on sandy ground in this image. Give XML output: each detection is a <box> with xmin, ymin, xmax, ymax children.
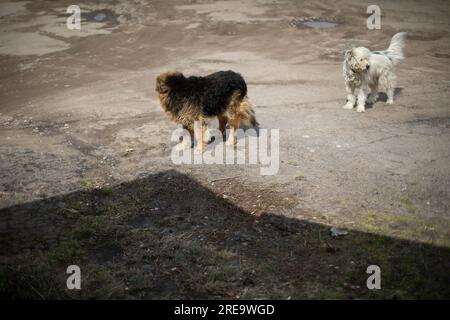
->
<box><xmin>0</xmin><ymin>0</ymin><xmax>449</xmax><ymax>299</ymax></box>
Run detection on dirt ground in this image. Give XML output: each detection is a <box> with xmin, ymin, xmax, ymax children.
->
<box><xmin>0</xmin><ymin>0</ymin><xmax>449</xmax><ymax>299</ymax></box>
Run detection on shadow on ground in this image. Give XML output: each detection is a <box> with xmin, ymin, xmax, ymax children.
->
<box><xmin>1</xmin><ymin>170</ymin><xmax>449</xmax><ymax>299</ymax></box>
<box><xmin>377</xmin><ymin>88</ymin><xmax>404</xmax><ymax>103</ymax></box>
<box><xmin>366</xmin><ymin>88</ymin><xmax>404</xmax><ymax>109</ymax></box>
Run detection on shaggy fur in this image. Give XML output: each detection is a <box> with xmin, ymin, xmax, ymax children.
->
<box><xmin>156</xmin><ymin>70</ymin><xmax>257</xmax><ymax>152</ymax></box>
<box><xmin>342</xmin><ymin>32</ymin><xmax>406</xmax><ymax>112</ymax></box>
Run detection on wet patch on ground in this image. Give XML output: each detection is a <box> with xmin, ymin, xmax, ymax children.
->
<box><xmin>83</xmin><ymin>9</ymin><xmax>120</xmax><ymax>28</ymax></box>
<box><xmin>289</xmin><ymin>17</ymin><xmax>339</xmax><ymax>29</ymax></box>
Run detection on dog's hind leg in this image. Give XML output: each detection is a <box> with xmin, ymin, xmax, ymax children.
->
<box><xmin>343</xmin><ymin>84</ymin><xmax>356</xmax><ymax>109</ymax></box>
<box><xmin>367</xmin><ymin>84</ymin><xmax>378</xmax><ymax>104</ymax></box>
<box><xmin>386</xmin><ymin>74</ymin><xmax>395</xmax><ymax>105</ymax></box>
<box><xmin>380</xmin><ymin>71</ymin><xmax>396</xmax><ymax>105</ymax></box>
<box><xmin>226</xmin><ymin>116</ymin><xmax>241</xmax><ymax>146</ymax></box>
<box><xmin>386</xmin><ymin>88</ymin><xmax>394</xmax><ymax>105</ymax></box>
<box><xmin>218</xmin><ymin>115</ymin><xmax>228</xmax><ymax>140</ymax></box>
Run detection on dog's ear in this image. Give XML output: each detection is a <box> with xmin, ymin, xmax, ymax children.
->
<box><xmin>155</xmin><ymin>75</ymin><xmax>168</xmax><ymax>93</ymax></box>
<box><xmin>171</xmin><ymin>72</ymin><xmax>184</xmax><ymax>81</ymax></box>
<box><xmin>156</xmin><ymin>72</ymin><xmax>184</xmax><ymax>93</ymax></box>
<box><xmin>344</xmin><ymin>49</ymin><xmax>353</xmax><ymax>60</ymax></box>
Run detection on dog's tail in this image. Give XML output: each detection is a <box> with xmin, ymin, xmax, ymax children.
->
<box><xmin>384</xmin><ymin>32</ymin><xmax>406</xmax><ymax>65</ymax></box>
<box><xmin>239</xmin><ymin>96</ymin><xmax>259</xmax><ymax>129</ymax></box>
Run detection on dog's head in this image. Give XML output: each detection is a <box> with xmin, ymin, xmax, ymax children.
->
<box><xmin>155</xmin><ymin>71</ymin><xmax>184</xmax><ymax>94</ymax></box>
<box><xmin>344</xmin><ymin>47</ymin><xmax>370</xmax><ymax>73</ymax></box>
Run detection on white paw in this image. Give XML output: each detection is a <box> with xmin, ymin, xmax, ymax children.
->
<box><xmin>386</xmin><ymin>99</ymin><xmax>394</xmax><ymax>105</ymax></box>
<box><xmin>356</xmin><ymin>106</ymin><xmax>365</xmax><ymax>113</ymax></box>
<box><xmin>343</xmin><ymin>103</ymin><xmax>354</xmax><ymax>109</ymax></box>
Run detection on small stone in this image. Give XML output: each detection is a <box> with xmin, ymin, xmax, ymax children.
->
<box><xmin>330</xmin><ymin>227</ymin><xmax>348</xmax><ymax>237</ymax></box>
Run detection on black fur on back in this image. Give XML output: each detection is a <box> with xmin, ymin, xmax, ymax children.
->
<box><xmin>165</xmin><ymin>71</ymin><xmax>247</xmax><ymax>117</ymax></box>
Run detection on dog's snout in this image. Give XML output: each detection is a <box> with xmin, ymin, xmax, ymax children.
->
<box><xmin>366</xmin><ymin>65</ymin><xmax>370</xmax><ymax>70</ymax></box>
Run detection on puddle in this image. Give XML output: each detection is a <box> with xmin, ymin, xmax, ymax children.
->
<box><xmin>303</xmin><ymin>20</ymin><xmax>337</xmax><ymax>29</ymax></box>
<box><xmin>83</xmin><ymin>9</ymin><xmax>119</xmax><ymax>28</ymax></box>
<box><xmin>290</xmin><ymin>18</ymin><xmax>338</xmax><ymax>29</ymax></box>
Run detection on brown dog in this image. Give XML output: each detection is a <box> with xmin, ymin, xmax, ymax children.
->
<box><xmin>155</xmin><ymin>70</ymin><xmax>258</xmax><ymax>152</ymax></box>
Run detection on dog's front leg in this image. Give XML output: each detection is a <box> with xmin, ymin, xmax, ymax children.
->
<box><xmin>177</xmin><ymin>125</ymin><xmax>194</xmax><ymax>150</ymax></box>
<box><xmin>226</xmin><ymin>116</ymin><xmax>241</xmax><ymax>146</ymax></box>
<box><xmin>343</xmin><ymin>84</ymin><xmax>356</xmax><ymax>109</ymax></box>
<box><xmin>356</xmin><ymin>87</ymin><xmax>368</xmax><ymax>112</ymax></box>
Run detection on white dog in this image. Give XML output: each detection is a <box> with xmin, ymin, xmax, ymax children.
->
<box><xmin>342</xmin><ymin>32</ymin><xmax>406</xmax><ymax>112</ymax></box>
